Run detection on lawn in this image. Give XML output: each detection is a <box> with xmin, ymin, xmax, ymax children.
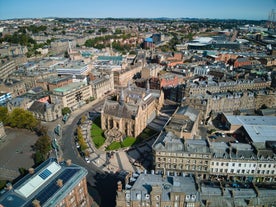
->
<box><xmin>121</xmin><ymin>137</ymin><xmax>136</xmax><ymax>147</ymax></box>
<box><xmin>90</xmin><ymin>117</ymin><xmax>105</xmax><ymax>148</ymax></box>
<box><xmin>106</xmin><ymin>141</ymin><xmax>121</xmax><ymax>151</ymax></box>
<box><xmin>106</xmin><ymin>137</ymin><xmax>136</xmax><ymax>151</ymax></box>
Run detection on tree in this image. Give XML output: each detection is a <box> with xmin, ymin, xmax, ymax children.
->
<box><xmin>33</xmin><ymin>135</ymin><xmax>51</xmax><ymax>158</ymax></box>
<box><xmin>7</xmin><ymin>108</ymin><xmax>38</xmax><ymax>130</ymax></box>
<box><xmin>61</xmin><ymin>107</ymin><xmax>71</xmax><ymax>116</ymax></box>
<box><xmin>0</xmin><ymin>106</ymin><xmax>8</xmax><ymax>124</ymax></box>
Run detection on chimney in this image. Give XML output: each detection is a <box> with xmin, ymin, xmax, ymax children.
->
<box><xmin>66</xmin><ymin>159</ymin><xmax>72</xmax><ymax>166</ymax></box>
<box><xmin>117</xmin><ymin>181</ymin><xmax>122</xmax><ymax>192</ymax></box>
<box><xmin>28</xmin><ymin>168</ymin><xmax>35</xmax><ymax>174</ymax></box>
<box><xmin>32</xmin><ymin>199</ymin><xmax>41</xmax><ymax>207</ymax></box>
<box><xmin>56</xmin><ymin>179</ymin><xmax>63</xmax><ymax>187</ymax></box>
<box><xmin>6</xmin><ymin>183</ymin><xmax>12</xmax><ymax>191</ymax></box>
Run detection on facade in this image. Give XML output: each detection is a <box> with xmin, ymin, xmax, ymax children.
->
<box><xmin>184</xmin><ymin>79</ymin><xmax>274</xmax><ymax>120</ymax></box>
<box><xmin>141</xmin><ymin>64</ymin><xmax>163</xmax><ymax>79</ymax></box>
<box><xmin>116</xmin><ymin>172</ymin><xmax>276</xmax><ymax>207</ymax></box>
<box><xmin>0</xmin><ymin>159</ymin><xmax>91</xmax><ymax>207</ymax></box>
<box><xmin>153</xmin><ymin>115</ymin><xmax>276</xmax><ymax>183</ymax></box>
<box><xmin>90</xmin><ymin>73</ymin><xmax>114</xmax><ymax>99</ymax></box>
<box><xmin>28</xmin><ymin>101</ymin><xmax>62</xmax><ymax>122</ymax></box>
<box><xmin>116</xmin><ymin>173</ymin><xmax>200</xmax><ymax>207</ymax></box>
<box><xmin>50</xmin><ymin>82</ymin><xmax>92</xmax><ymax>110</ymax></box>
<box><xmin>0</xmin><ymin>60</ymin><xmax>16</xmax><ymax>79</ymax></box>
<box><xmin>0</xmin><ymin>79</ymin><xmax>26</xmax><ymax>97</ymax></box>
<box><xmin>101</xmin><ymin>84</ymin><xmax>164</xmax><ymax>137</ymax></box>
<box><xmin>56</xmin><ymin>61</ymin><xmax>90</xmax><ymax>76</ymax></box>
<box><xmin>0</xmin><ymin>122</ymin><xmax>6</xmax><ymax>139</ymax></box>
<box><xmin>36</xmin><ymin>76</ymin><xmax>73</xmax><ymax>91</ymax></box>
<box><xmin>114</xmin><ymin>66</ymin><xmax>142</xmax><ymax>87</ymax></box>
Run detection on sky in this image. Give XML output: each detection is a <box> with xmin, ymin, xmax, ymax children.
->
<box><xmin>0</xmin><ymin>0</ymin><xmax>275</xmax><ymax>20</ymax></box>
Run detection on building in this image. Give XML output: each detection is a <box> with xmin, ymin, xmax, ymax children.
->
<box><xmin>116</xmin><ymin>173</ymin><xmax>200</xmax><ymax>207</ymax></box>
<box><xmin>116</xmin><ymin>172</ymin><xmax>276</xmax><ymax>207</ymax></box>
<box><xmin>0</xmin><ymin>122</ymin><xmax>6</xmax><ymax>139</ymax></box>
<box><xmin>153</xmin><ymin>114</ymin><xmax>276</xmax><ymax>183</ymax></box>
<box><xmin>101</xmin><ymin>84</ymin><xmax>164</xmax><ymax>137</ymax></box>
<box><xmin>165</xmin><ymin>106</ymin><xmax>200</xmax><ymax>139</ymax></box>
<box><xmin>141</xmin><ymin>64</ymin><xmax>163</xmax><ymax>79</ymax></box>
<box><xmin>56</xmin><ymin>61</ymin><xmax>90</xmax><ymax>76</ymax></box>
<box><xmin>0</xmin><ymin>159</ymin><xmax>91</xmax><ymax>207</ymax></box>
<box><xmin>28</xmin><ymin>101</ymin><xmax>62</xmax><ymax>122</ymax></box>
<box><xmin>50</xmin><ymin>82</ymin><xmax>92</xmax><ymax>110</ymax></box>
<box><xmin>0</xmin><ymin>60</ymin><xmax>16</xmax><ymax>79</ymax></box>
<box><xmin>113</xmin><ymin>66</ymin><xmax>142</xmax><ymax>87</ymax></box>
<box><xmin>0</xmin><ymin>92</ymin><xmax>12</xmax><ymax>106</ymax></box>
<box><xmin>90</xmin><ymin>73</ymin><xmax>114</xmax><ymax>99</ymax></box>
<box><xmin>36</xmin><ymin>76</ymin><xmax>73</xmax><ymax>91</ymax></box>
<box><xmin>0</xmin><ymin>78</ymin><xmax>26</xmax><ymax>97</ymax></box>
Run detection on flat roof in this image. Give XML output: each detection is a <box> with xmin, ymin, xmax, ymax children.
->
<box><xmin>53</xmin><ymin>82</ymin><xmax>86</xmax><ymax>93</ymax></box>
<box><xmin>0</xmin><ymin>159</ymin><xmax>88</xmax><ymax>207</ymax></box>
<box><xmin>225</xmin><ymin>115</ymin><xmax>276</xmax><ymax>143</ymax></box>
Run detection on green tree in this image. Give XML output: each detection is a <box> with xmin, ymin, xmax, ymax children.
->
<box><xmin>61</xmin><ymin>107</ymin><xmax>71</xmax><ymax>116</ymax></box>
<box><xmin>33</xmin><ymin>135</ymin><xmax>51</xmax><ymax>157</ymax></box>
<box><xmin>7</xmin><ymin>108</ymin><xmax>38</xmax><ymax>130</ymax></box>
<box><xmin>33</xmin><ymin>151</ymin><xmax>45</xmax><ymax>165</ymax></box>
<box><xmin>0</xmin><ymin>106</ymin><xmax>8</xmax><ymax>124</ymax></box>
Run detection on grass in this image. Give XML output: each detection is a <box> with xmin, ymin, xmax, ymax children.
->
<box><xmin>106</xmin><ymin>141</ymin><xmax>121</xmax><ymax>151</ymax></box>
<box><xmin>91</xmin><ymin>117</ymin><xmax>105</xmax><ymax>148</ymax></box>
<box><xmin>106</xmin><ymin>137</ymin><xmax>137</xmax><ymax>151</ymax></box>
<box><xmin>121</xmin><ymin>137</ymin><xmax>136</xmax><ymax>147</ymax></box>
<box><xmin>0</xmin><ymin>180</ymin><xmax>7</xmax><ymax>190</ymax></box>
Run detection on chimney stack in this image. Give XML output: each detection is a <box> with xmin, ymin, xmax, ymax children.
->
<box><xmin>66</xmin><ymin>159</ymin><xmax>72</xmax><ymax>166</ymax></box>
<box><xmin>117</xmin><ymin>181</ymin><xmax>122</xmax><ymax>192</ymax></box>
<box><xmin>56</xmin><ymin>179</ymin><xmax>63</xmax><ymax>188</ymax></box>
<box><xmin>32</xmin><ymin>199</ymin><xmax>41</xmax><ymax>207</ymax></box>
<box><xmin>28</xmin><ymin>168</ymin><xmax>34</xmax><ymax>174</ymax></box>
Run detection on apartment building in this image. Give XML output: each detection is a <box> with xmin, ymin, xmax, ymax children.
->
<box><xmin>90</xmin><ymin>73</ymin><xmax>114</xmax><ymax>99</ymax></box>
<box><xmin>116</xmin><ymin>173</ymin><xmax>200</xmax><ymax>207</ymax></box>
<box><xmin>50</xmin><ymin>82</ymin><xmax>92</xmax><ymax>110</ymax></box>
<box><xmin>0</xmin><ymin>159</ymin><xmax>91</xmax><ymax>207</ymax></box>
<box><xmin>153</xmin><ymin>115</ymin><xmax>276</xmax><ymax>183</ymax></box>
<box><xmin>0</xmin><ymin>60</ymin><xmax>16</xmax><ymax>79</ymax></box>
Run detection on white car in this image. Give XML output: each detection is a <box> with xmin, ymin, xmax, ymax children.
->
<box><xmin>85</xmin><ymin>157</ymin><xmax>90</xmax><ymax>163</ymax></box>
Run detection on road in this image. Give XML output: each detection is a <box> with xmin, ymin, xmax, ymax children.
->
<box><xmin>59</xmin><ymin>99</ymin><xmax>106</xmax><ymax>186</ymax></box>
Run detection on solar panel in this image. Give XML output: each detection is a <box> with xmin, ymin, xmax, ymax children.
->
<box><xmin>39</xmin><ymin>169</ymin><xmax>52</xmax><ymax>180</ymax></box>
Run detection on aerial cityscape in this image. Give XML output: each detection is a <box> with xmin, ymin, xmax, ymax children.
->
<box><xmin>0</xmin><ymin>1</ymin><xmax>276</xmax><ymax>207</ymax></box>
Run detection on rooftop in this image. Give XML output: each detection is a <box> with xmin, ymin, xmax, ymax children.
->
<box><xmin>53</xmin><ymin>82</ymin><xmax>87</xmax><ymax>94</ymax></box>
<box><xmin>0</xmin><ymin>159</ymin><xmax>87</xmax><ymax>207</ymax></box>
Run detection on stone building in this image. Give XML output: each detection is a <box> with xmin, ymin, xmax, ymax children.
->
<box><xmin>101</xmin><ymin>84</ymin><xmax>164</xmax><ymax>137</ymax></box>
<box><xmin>165</xmin><ymin>105</ymin><xmax>200</xmax><ymax>139</ymax></box>
<box><xmin>0</xmin><ymin>60</ymin><xmax>16</xmax><ymax>79</ymax></box>
<box><xmin>90</xmin><ymin>73</ymin><xmax>114</xmax><ymax>99</ymax></box>
<box><xmin>116</xmin><ymin>173</ymin><xmax>200</xmax><ymax>207</ymax></box>
<box><xmin>184</xmin><ymin>79</ymin><xmax>274</xmax><ymax>120</ymax></box>
<box><xmin>113</xmin><ymin>65</ymin><xmax>142</xmax><ymax>87</ymax></box>
<box><xmin>28</xmin><ymin>101</ymin><xmax>62</xmax><ymax>122</ymax></box>
<box><xmin>153</xmin><ymin>115</ymin><xmax>276</xmax><ymax>183</ymax></box>
<box><xmin>50</xmin><ymin>82</ymin><xmax>93</xmax><ymax>111</ymax></box>
<box><xmin>0</xmin><ymin>122</ymin><xmax>6</xmax><ymax>139</ymax></box>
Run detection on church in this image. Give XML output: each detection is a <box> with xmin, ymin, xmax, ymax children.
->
<box><xmin>101</xmin><ymin>82</ymin><xmax>164</xmax><ymax>138</ymax></box>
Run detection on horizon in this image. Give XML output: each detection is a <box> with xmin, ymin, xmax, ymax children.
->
<box><xmin>0</xmin><ymin>0</ymin><xmax>275</xmax><ymax>21</ymax></box>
